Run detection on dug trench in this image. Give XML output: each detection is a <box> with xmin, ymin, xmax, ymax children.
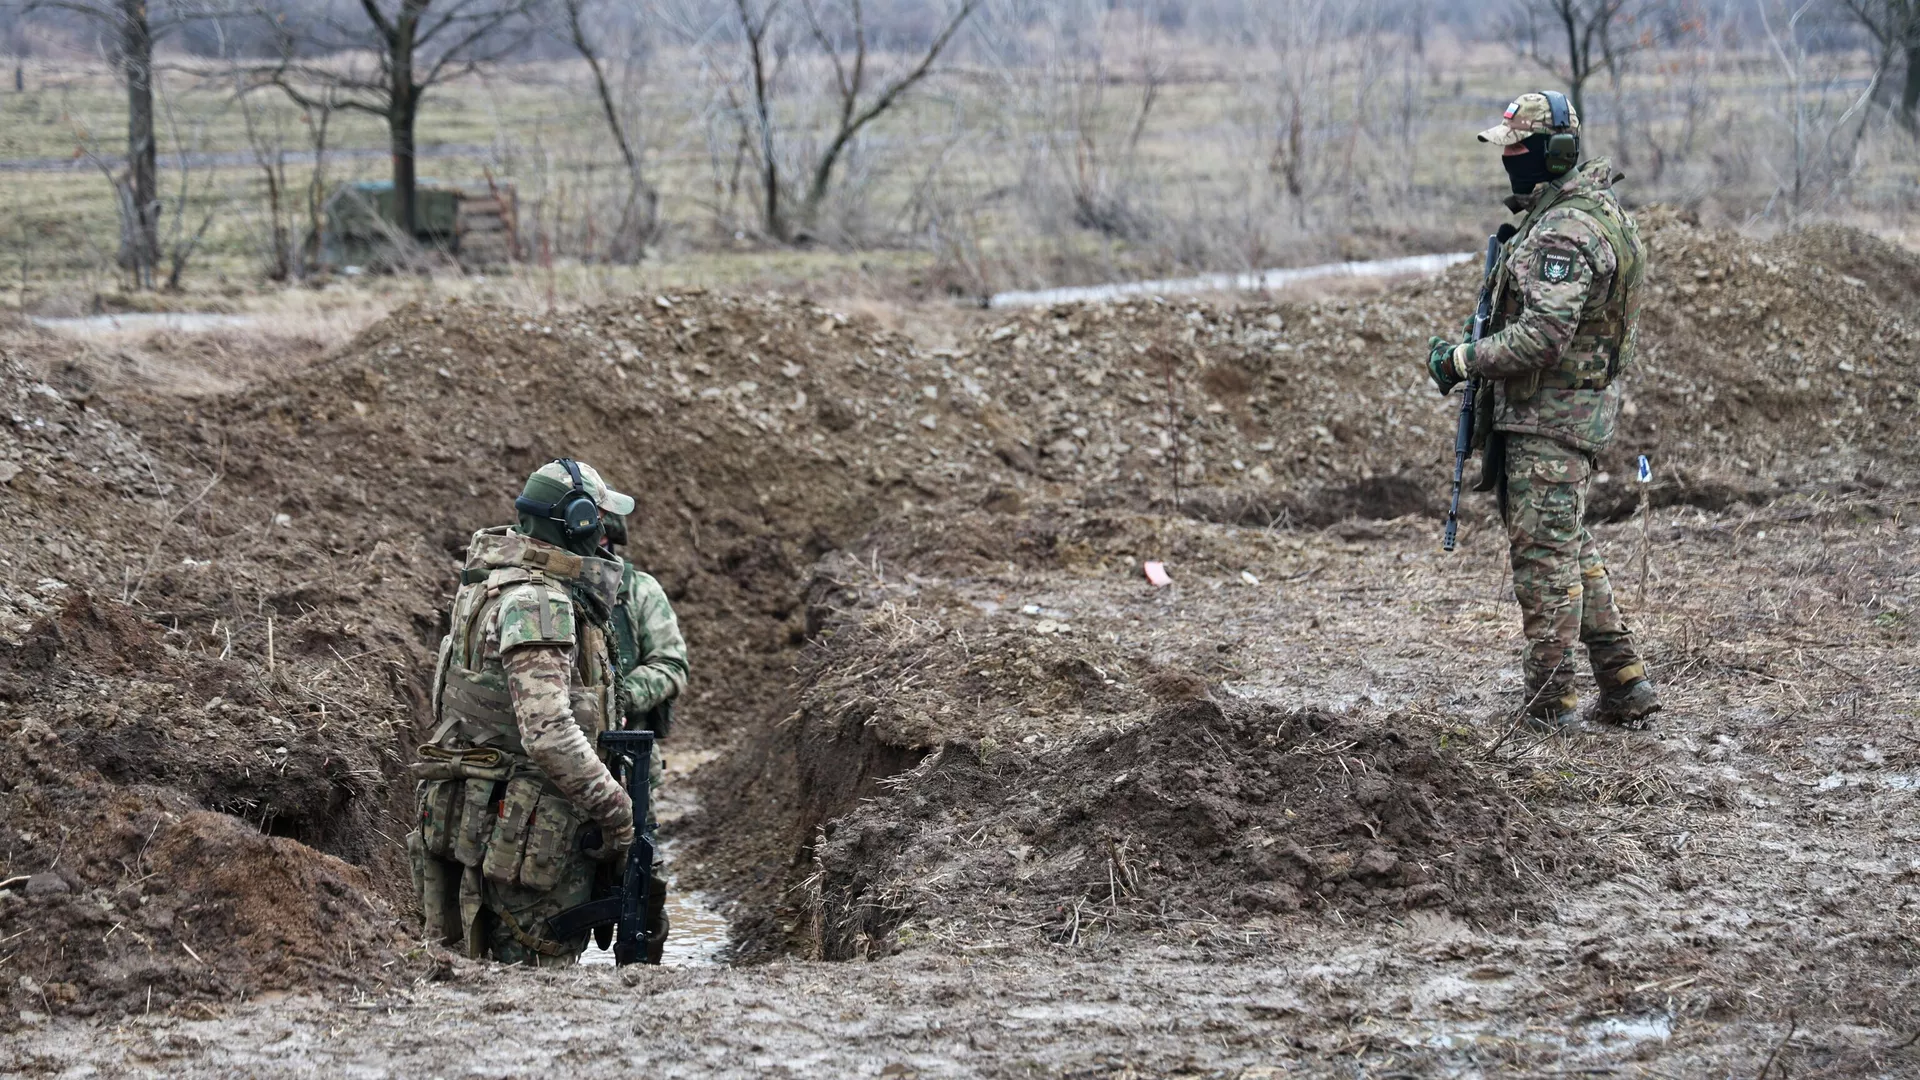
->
<box><xmin>2</xmin><ymin>214</ymin><xmax>1919</xmax><ymax>1069</ymax></box>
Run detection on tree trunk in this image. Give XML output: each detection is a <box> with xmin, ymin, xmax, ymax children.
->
<box><xmin>389</xmin><ymin>15</ymin><xmax>419</xmax><ymax>238</ymax></box>
<box><xmin>390</xmin><ymin>102</ymin><xmax>418</xmax><ymax>239</ymax></box>
<box><xmin>120</xmin><ymin>0</ymin><xmax>158</xmax><ymax>286</ymax></box>
<box><xmin>1903</xmin><ymin>42</ymin><xmax>1920</xmax><ymax>133</ymax></box>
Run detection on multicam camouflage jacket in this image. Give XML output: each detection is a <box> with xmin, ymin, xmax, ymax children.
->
<box><xmin>427</xmin><ymin>527</ymin><xmax>633</xmax><ymax>841</ymax></box>
<box><xmin>1467</xmin><ymin>158</ymin><xmax>1647</xmax><ymax>454</ymax></box>
<box><xmin>609</xmin><ymin>560</ymin><xmax>687</xmax><ymax>724</ymax></box>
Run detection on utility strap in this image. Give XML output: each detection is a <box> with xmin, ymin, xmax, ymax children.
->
<box><xmin>494</xmin><ymin>903</ymin><xmax>577</xmax><ymax>957</ymax></box>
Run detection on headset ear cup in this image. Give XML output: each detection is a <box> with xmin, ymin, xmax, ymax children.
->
<box><xmin>562</xmin><ymin>494</ymin><xmax>601</xmax><ymax>539</ymax></box>
<box><xmin>1546</xmin><ymin>132</ymin><xmax>1579</xmax><ymax>176</ymax></box>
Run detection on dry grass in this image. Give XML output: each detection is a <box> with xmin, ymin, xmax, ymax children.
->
<box><xmin>3</xmin><ymin>28</ymin><xmax>1915</xmax><ymax>310</ymax></box>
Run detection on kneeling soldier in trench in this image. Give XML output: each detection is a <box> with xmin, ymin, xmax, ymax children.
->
<box><xmin>410</xmin><ymin>458</ymin><xmax>640</xmax><ymax>965</ymax></box>
<box><xmin>1423</xmin><ymin>91</ymin><xmax>1661</xmax><ymax>732</ymax></box>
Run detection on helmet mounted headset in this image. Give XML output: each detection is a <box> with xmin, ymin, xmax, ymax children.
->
<box><xmin>515</xmin><ymin>458</ymin><xmax>602</xmax><ymax>541</ymax></box>
<box><xmin>1540</xmin><ymin>90</ymin><xmax>1579</xmax><ymax>178</ymax></box>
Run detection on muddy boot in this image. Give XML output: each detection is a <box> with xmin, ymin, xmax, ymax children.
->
<box><xmin>1521</xmin><ymin>684</ymin><xmax>1580</xmax><ymax>734</ymax></box>
<box><xmin>1591</xmin><ymin>679</ymin><xmax>1661</xmax><ymax>730</ymax></box>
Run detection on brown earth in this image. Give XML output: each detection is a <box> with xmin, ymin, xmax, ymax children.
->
<box><xmin>1</xmin><ymin>211</ymin><xmax>1919</xmax><ymax>1073</ymax></box>
<box><xmin>811</xmin><ymin>698</ymin><xmax>1596</xmax><ymax>962</ymax></box>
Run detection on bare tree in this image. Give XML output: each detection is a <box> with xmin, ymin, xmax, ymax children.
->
<box><xmin>556</xmin><ymin>0</ymin><xmax>660</xmax><ymax>258</ymax></box>
<box><xmin>155</xmin><ymin>84</ymin><xmax>218</xmax><ymax>288</ymax></box>
<box><xmin>1755</xmin><ymin>0</ymin><xmax>1884</xmax><ymax>216</ymax></box>
<box><xmin>718</xmin><ymin>0</ymin><xmax>980</xmax><ymax>242</ymax></box>
<box><xmin>1509</xmin><ymin>0</ymin><xmax>1651</xmax><ymax>120</ymax></box>
<box><xmin>1840</xmin><ymin>0</ymin><xmax>1920</xmax><ymax>133</ymax></box>
<box><xmin>3</xmin><ymin>9</ymin><xmax>28</xmax><ymax>92</ymax></box>
<box><xmin>1022</xmin><ymin>0</ymin><xmax>1166</xmax><ymax>239</ymax></box>
<box><xmin>244</xmin><ymin>0</ymin><xmax>542</xmax><ymax>238</ymax></box>
<box><xmin>15</xmin><ymin>0</ymin><xmax>202</xmax><ymax>286</ymax></box>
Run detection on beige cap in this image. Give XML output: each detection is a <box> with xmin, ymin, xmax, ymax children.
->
<box><xmin>527</xmin><ymin>459</ymin><xmax>634</xmax><ymax>516</ymax></box>
<box><xmin>1478</xmin><ymin>92</ymin><xmax>1581</xmax><ymax>146</ymax></box>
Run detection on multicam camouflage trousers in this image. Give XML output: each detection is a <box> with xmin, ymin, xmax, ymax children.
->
<box><xmin>410</xmin><ymin>828</ymin><xmax>598</xmax><ymax>968</ymax></box>
<box><xmin>1501</xmin><ymin>434</ymin><xmax>1648</xmax><ymax>715</ymax></box>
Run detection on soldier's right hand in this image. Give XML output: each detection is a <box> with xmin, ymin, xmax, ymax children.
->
<box><xmin>584</xmin><ymin>819</ymin><xmax>634</xmax><ymax>862</ymax></box>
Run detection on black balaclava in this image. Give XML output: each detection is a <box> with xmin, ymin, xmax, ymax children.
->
<box><xmin>1502</xmin><ymin>133</ymin><xmax>1554</xmax><ymax>195</ymax></box>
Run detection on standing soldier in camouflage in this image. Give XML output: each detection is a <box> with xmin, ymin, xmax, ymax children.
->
<box><xmin>600</xmin><ymin>511</ymin><xmax>688</xmax><ymax>738</ymax></box>
<box><xmin>1423</xmin><ymin>91</ymin><xmax>1661</xmax><ymax>731</ymax></box>
<box><xmin>409</xmin><ymin>459</ymin><xmax>638</xmax><ymax>964</ymax></box>
<box><xmin>597</xmin><ymin>509</ymin><xmax>688</xmax><ymax>949</ymax></box>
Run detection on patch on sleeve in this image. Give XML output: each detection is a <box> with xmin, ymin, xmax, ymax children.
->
<box><xmin>1539</xmin><ymin>249</ymin><xmax>1578</xmax><ymax>284</ymax></box>
<box><xmin>496</xmin><ymin>582</ymin><xmax>577</xmax><ymax>653</ymax></box>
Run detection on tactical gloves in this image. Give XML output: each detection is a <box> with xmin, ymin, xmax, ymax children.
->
<box><xmin>584</xmin><ymin>818</ymin><xmax>635</xmax><ymax>862</ymax></box>
<box><xmin>1426</xmin><ymin>336</ymin><xmax>1472</xmax><ymax>393</ymax></box>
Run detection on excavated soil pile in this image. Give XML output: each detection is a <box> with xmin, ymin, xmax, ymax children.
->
<box><xmin>810</xmin><ymin>697</ymin><xmax>1589</xmax><ymax>961</ymax></box>
<box><xmin>0</xmin><ymin>351</ymin><xmax>407</xmax><ymax>1022</ymax></box>
<box><xmin>947</xmin><ymin>210</ymin><xmax>1920</xmax><ymax>524</ymax></box>
<box><xmin>2</xmin><ymin>214</ymin><xmax>1918</xmax><ymax>1010</ymax></box>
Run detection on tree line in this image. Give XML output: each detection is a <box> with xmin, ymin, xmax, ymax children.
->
<box><xmin>3</xmin><ymin>0</ymin><xmax>1916</xmax><ymax>291</ymax></box>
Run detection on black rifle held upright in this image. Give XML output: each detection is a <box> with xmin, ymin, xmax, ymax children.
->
<box><xmin>1443</xmin><ymin>227</ymin><xmax>1514</xmax><ymax>552</ymax></box>
<box><xmin>545</xmin><ymin>729</ymin><xmax>657</xmax><ymax>964</ymax></box>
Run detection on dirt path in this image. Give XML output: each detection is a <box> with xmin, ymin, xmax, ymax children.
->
<box><xmin>0</xmin><ymin>912</ymin><xmax>1892</xmax><ymax>1078</ymax></box>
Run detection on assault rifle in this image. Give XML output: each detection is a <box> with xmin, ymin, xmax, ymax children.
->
<box><xmin>1442</xmin><ymin>222</ymin><xmax>1518</xmax><ymax>552</ymax></box>
<box><xmin>546</xmin><ymin>728</ymin><xmax>657</xmax><ymax>964</ymax></box>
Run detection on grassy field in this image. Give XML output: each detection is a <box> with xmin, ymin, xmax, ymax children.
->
<box><xmin>1</xmin><ymin>32</ymin><xmax>1915</xmax><ymax>315</ymax></box>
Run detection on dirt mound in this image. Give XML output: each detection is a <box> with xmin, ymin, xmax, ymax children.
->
<box><xmin>0</xmin><ymin>341</ymin><xmax>417</xmax><ymax>1022</ymax></box>
<box><xmin>810</xmin><ymin>698</ymin><xmax>1592</xmax><ymax>960</ymax></box>
<box><xmin>0</xmin><ymin>753</ymin><xmax>401</xmax><ymax>1021</ymax></box>
<box><xmin>3</xmin><ymin>213</ymin><xmax>1917</xmax><ymax>1005</ymax></box>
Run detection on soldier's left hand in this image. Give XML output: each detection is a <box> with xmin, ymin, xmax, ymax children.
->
<box><xmin>1426</xmin><ymin>336</ymin><xmax>1468</xmax><ymax>393</ymax></box>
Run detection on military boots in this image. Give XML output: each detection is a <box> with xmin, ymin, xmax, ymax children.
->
<box><xmin>1521</xmin><ymin>683</ymin><xmax>1581</xmax><ymax>734</ymax></box>
<box><xmin>1592</xmin><ymin>679</ymin><xmax>1661</xmax><ymax>729</ymax></box>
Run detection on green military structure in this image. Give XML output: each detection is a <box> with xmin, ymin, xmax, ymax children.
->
<box><xmin>322</xmin><ymin>179</ymin><xmax>518</xmax><ymax>269</ymax></box>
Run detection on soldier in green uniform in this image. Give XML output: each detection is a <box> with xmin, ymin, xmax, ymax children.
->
<box><xmin>595</xmin><ymin>510</ymin><xmax>688</xmax><ymax>951</ymax></box>
<box><xmin>1424</xmin><ymin>92</ymin><xmax>1661</xmax><ymax>731</ymax></box>
<box><xmin>409</xmin><ymin>459</ymin><xmax>638</xmax><ymax>964</ymax></box>
<box><xmin>600</xmin><ymin>511</ymin><xmax>688</xmax><ymax>736</ymax></box>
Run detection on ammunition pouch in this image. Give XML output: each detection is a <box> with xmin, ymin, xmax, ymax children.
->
<box><xmin>519</xmin><ymin>792</ymin><xmax>586</xmax><ymax>892</ymax></box>
<box><xmin>481</xmin><ymin>776</ymin><xmax>542</xmax><ymax>884</ymax></box>
<box><xmin>409</xmin><ymin>829</ymin><xmax>462</xmax><ymax>947</ymax></box>
<box><xmin>477</xmin><ymin>775</ymin><xmax>588</xmax><ymax>891</ymax></box>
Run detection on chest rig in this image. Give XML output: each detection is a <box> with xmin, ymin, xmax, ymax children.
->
<box><xmin>1492</xmin><ymin>171</ymin><xmax>1647</xmax><ymax>398</ymax></box>
<box><xmin>429</xmin><ymin>530</ymin><xmax>619</xmax><ymax>763</ymax></box>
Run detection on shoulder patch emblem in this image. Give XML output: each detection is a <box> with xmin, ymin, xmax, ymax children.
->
<box><xmin>1540</xmin><ymin>251</ymin><xmax>1576</xmax><ymax>284</ymax></box>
